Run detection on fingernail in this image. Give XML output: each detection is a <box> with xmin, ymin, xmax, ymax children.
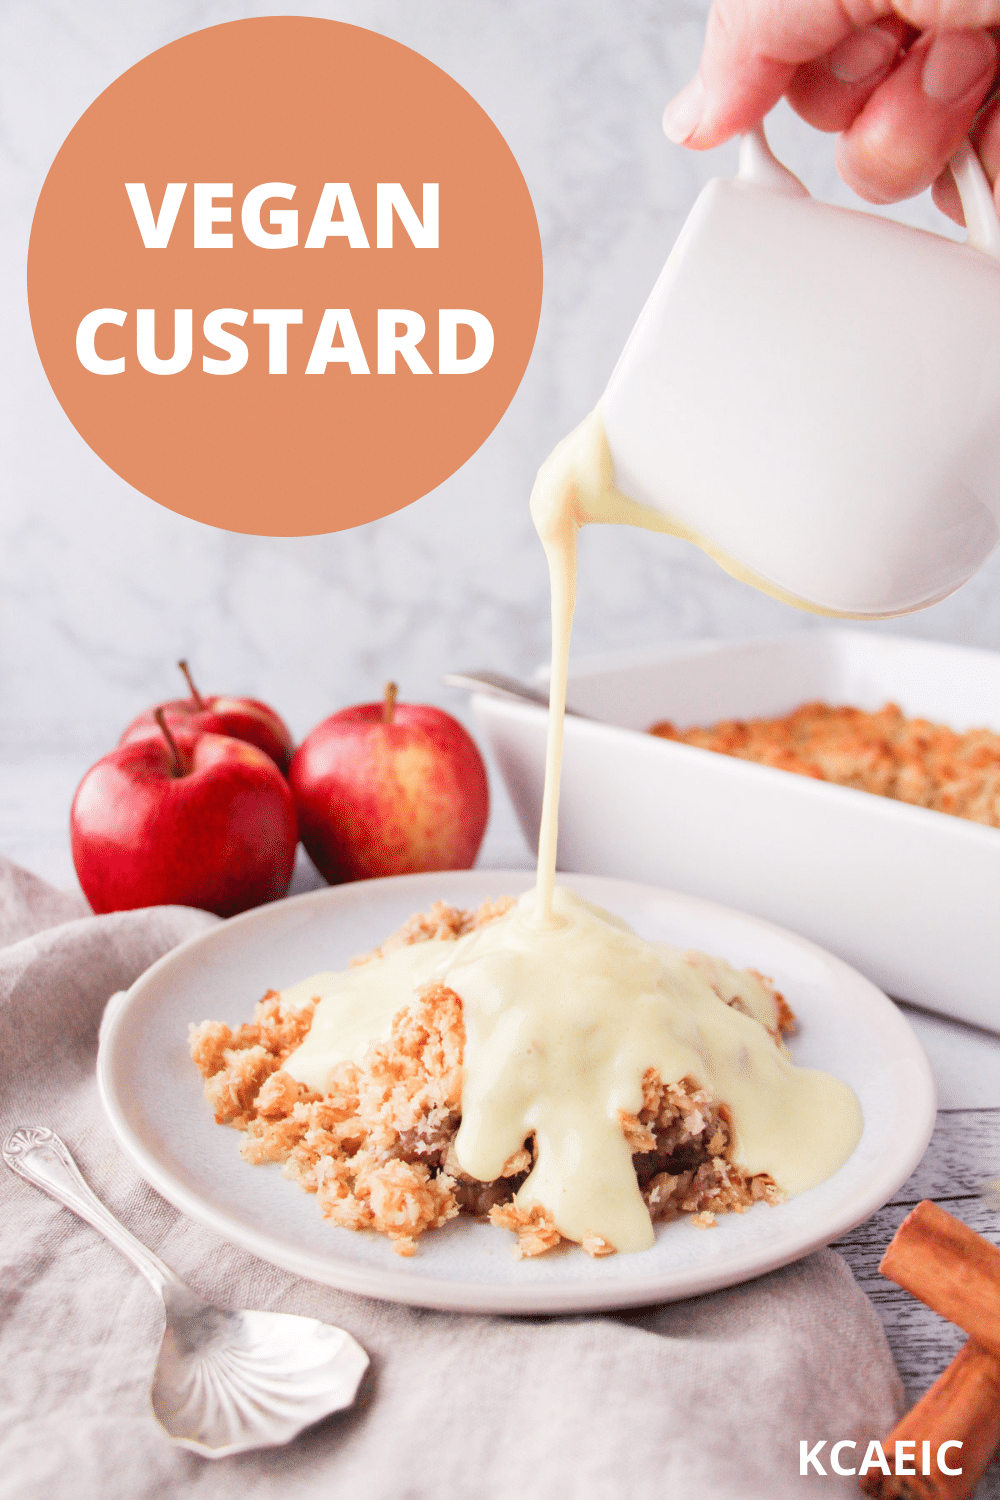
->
<box><xmin>922</xmin><ymin>29</ymin><xmax>997</xmax><ymax>103</ymax></box>
<box><xmin>663</xmin><ymin>75</ymin><xmax>705</xmax><ymax>144</ymax></box>
<box><xmin>828</xmin><ymin>26</ymin><xmax>900</xmax><ymax>85</ymax></box>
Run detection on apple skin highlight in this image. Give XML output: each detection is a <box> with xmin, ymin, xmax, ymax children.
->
<box><xmin>71</xmin><ymin>729</ymin><xmax>298</xmax><ymax>917</ymax></box>
<box><xmin>290</xmin><ymin>697</ymin><xmax>489</xmax><ymax>884</ymax></box>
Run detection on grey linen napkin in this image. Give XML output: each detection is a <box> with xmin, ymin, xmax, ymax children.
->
<box><xmin>0</xmin><ymin>854</ymin><xmax>904</xmax><ymax>1500</ymax></box>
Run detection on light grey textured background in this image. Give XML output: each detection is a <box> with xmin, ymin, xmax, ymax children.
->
<box><xmin>1</xmin><ymin>0</ymin><xmax>994</xmax><ymax>884</ymax></box>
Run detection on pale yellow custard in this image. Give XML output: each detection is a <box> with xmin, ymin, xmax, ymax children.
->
<box><xmin>283</xmin><ymin>885</ymin><xmax>861</xmax><ymax>1253</ymax></box>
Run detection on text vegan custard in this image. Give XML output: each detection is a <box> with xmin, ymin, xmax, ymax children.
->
<box><xmin>75</xmin><ymin>181</ymin><xmax>494</xmax><ymax>378</ymax></box>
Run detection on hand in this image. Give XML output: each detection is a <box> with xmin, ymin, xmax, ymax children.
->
<box><xmin>662</xmin><ymin>2</ymin><xmax>1000</xmax><ymax>224</ymax></box>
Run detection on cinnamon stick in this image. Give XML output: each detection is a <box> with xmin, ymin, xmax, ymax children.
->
<box><xmin>880</xmin><ymin>1201</ymin><xmax>1000</xmax><ymax>1361</ymax></box>
<box><xmin>864</xmin><ymin>1203</ymin><xmax>1000</xmax><ymax>1498</ymax></box>
<box><xmin>859</xmin><ymin>1339</ymin><xmax>1000</xmax><ymax>1499</ymax></box>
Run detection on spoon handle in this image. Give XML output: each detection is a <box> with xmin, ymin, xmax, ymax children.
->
<box><xmin>4</xmin><ymin>1125</ymin><xmax>185</xmax><ymax>1298</ymax></box>
<box><xmin>442</xmin><ymin>669</ymin><xmax>592</xmax><ymax>718</ymax></box>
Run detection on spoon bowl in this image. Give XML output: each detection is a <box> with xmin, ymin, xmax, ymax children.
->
<box><xmin>3</xmin><ymin>1126</ymin><xmax>369</xmax><ymax>1458</ymax></box>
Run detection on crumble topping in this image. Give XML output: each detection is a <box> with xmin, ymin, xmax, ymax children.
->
<box><xmin>650</xmin><ymin>700</ymin><xmax>1000</xmax><ymax>828</ymax></box>
<box><xmin>190</xmin><ymin>899</ymin><xmax>789</xmax><ymax>1258</ymax></box>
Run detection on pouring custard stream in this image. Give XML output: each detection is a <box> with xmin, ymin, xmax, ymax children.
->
<box><xmin>531</xmin><ymin>404</ymin><xmax>857</xmax><ymax>931</ymax></box>
<box><xmin>530</xmin><ymin>407</ymin><xmax>682</xmax><ymax>927</ymax></box>
<box><xmin>280</xmin><ymin>405</ymin><xmax>863</xmax><ymax>1256</ymax></box>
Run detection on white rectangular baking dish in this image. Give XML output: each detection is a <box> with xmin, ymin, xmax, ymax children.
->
<box><xmin>471</xmin><ymin>630</ymin><xmax>1000</xmax><ymax>1032</ymax></box>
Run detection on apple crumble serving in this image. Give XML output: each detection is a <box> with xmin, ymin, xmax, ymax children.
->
<box><xmin>651</xmin><ymin>700</ymin><xmax>1000</xmax><ymax>827</ymax></box>
<box><xmin>190</xmin><ymin>897</ymin><xmax>793</xmax><ymax>1259</ymax></box>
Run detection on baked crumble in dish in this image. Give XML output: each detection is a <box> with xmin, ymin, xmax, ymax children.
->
<box><xmin>650</xmin><ymin>701</ymin><xmax>1000</xmax><ymax>827</ymax></box>
<box><xmin>190</xmin><ymin>897</ymin><xmax>793</xmax><ymax>1260</ymax></box>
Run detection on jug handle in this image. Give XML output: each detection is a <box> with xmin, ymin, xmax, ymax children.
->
<box><xmin>949</xmin><ymin>140</ymin><xmax>1000</xmax><ymax>260</ymax></box>
<box><xmin>738</xmin><ymin>124</ymin><xmax>809</xmax><ymax>197</ymax></box>
<box><xmin>739</xmin><ymin>121</ymin><xmax>1000</xmax><ymax>261</ymax></box>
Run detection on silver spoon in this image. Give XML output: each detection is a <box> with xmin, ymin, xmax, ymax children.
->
<box><xmin>442</xmin><ymin>669</ymin><xmax>594</xmax><ymax>718</ymax></box>
<box><xmin>3</xmin><ymin>1126</ymin><xmax>369</xmax><ymax>1458</ymax></box>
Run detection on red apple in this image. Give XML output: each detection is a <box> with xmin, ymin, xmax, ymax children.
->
<box><xmin>289</xmin><ymin>683</ymin><xmax>489</xmax><ymax>883</ymax></box>
<box><xmin>72</xmin><ymin>713</ymin><xmax>298</xmax><ymax>917</ymax></box>
<box><xmin>119</xmin><ymin>661</ymin><xmax>294</xmax><ymax>774</ymax></box>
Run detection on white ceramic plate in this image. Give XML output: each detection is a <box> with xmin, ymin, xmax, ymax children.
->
<box><xmin>97</xmin><ymin>870</ymin><xmax>935</xmax><ymax>1315</ymax></box>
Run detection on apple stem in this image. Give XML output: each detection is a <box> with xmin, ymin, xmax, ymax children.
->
<box><xmin>178</xmin><ymin>659</ymin><xmax>206</xmax><ymax>710</ymax></box>
<box><xmin>383</xmin><ymin>681</ymin><xmax>398</xmax><ymax>726</ymax></box>
<box><xmin>155</xmin><ymin>707</ymin><xmax>186</xmax><ymax>778</ymax></box>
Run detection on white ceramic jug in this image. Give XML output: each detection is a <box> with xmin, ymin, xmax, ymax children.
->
<box><xmin>601</xmin><ymin>123</ymin><xmax>1000</xmax><ymax>617</ymax></box>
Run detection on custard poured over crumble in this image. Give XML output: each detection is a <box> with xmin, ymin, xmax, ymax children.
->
<box><xmin>190</xmin><ymin>897</ymin><xmax>792</xmax><ymax>1259</ymax></box>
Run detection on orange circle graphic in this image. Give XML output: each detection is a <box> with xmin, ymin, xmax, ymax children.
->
<box><xmin>28</xmin><ymin>18</ymin><xmax>543</xmax><ymax>536</ymax></box>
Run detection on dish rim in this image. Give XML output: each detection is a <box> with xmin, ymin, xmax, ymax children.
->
<box><xmin>479</xmin><ymin>636</ymin><xmax>1000</xmax><ymax>853</ymax></box>
<box><xmin>491</xmin><ymin>696</ymin><xmax>1000</xmax><ymax>846</ymax></box>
